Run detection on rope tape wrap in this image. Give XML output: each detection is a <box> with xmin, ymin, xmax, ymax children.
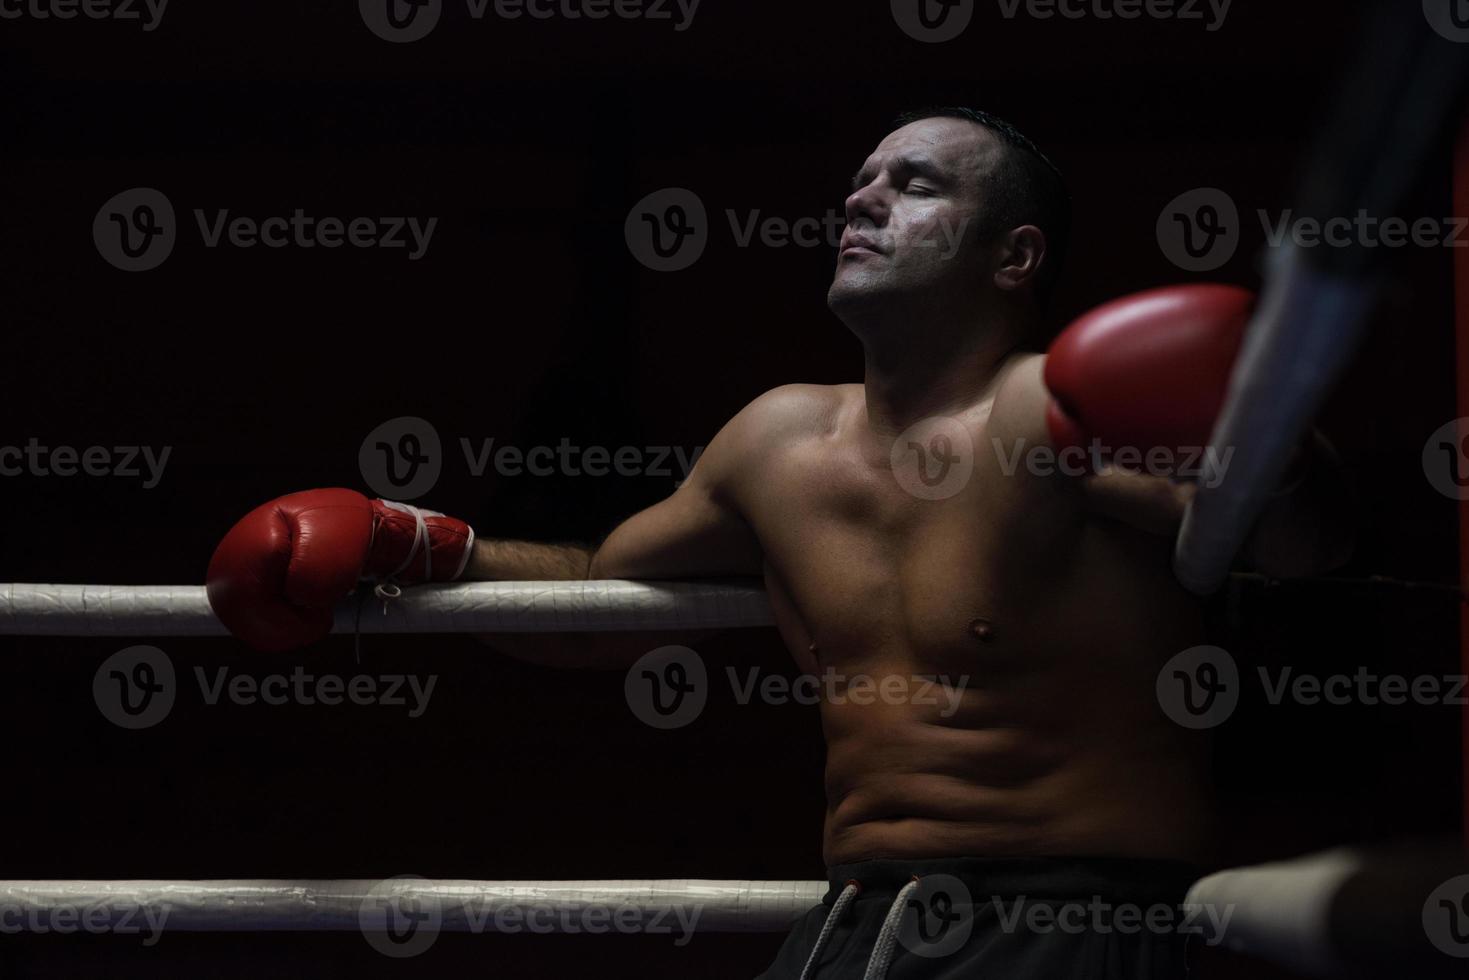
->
<box><xmin>0</xmin><ymin>582</ymin><xmax>775</xmax><ymax>637</ymax></box>
<box><xmin>0</xmin><ymin>879</ymin><xmax>825</xmax><ymax>932</ymax></box>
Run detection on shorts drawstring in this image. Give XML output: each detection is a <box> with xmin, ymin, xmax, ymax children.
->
<box><xmin>797</xmin><ymin>876</ymin><xmax>923</xmax><ymax>980</ymax></box>
<box><xmin>863</xmin><ymin>878</ymin><xmax>921</xmax><ymax>980</ymax></box>
<box><xmin>798</xmin><ymin>880</ymin><xmax>861</xmax><ymax>980</ymax></box>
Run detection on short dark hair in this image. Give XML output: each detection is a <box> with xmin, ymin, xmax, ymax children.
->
<box><xmin>894</xmin><ymin>106</ymin><xmax>1071</xmax><ymax>305</ymax></box>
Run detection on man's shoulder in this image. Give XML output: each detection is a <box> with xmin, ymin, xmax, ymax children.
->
<box><xmin>691</xmin><ymin>383</ymin><xmax>851</xmax><ymax>503</ymax></box>
<box><xmin>988</xmin><ymin>351</ymin><xmax>1050</xmax><ymax>445</ymax></box>
<box><xmin>735</xmin><ymin>382</ymin><xmax>855</xmax><ymax>441</ymax></box>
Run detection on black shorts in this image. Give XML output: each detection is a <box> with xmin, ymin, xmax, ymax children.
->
<box><xmin>757</xmin><ymin>857</ymin><xmax>1202</xmax><ymax>980</ymax></box>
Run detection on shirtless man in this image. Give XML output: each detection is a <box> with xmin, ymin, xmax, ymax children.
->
<box><xmin>207</xmin><ymin>108</ymin><xmax>1352</xmax><ymax>978</ymax></box>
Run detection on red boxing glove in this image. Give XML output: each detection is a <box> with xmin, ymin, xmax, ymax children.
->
<box><xmin>1043</xmin><ymin>284</ymin><xmax>1254</xmax><ymax>470</ymax></box>
<box><xmin>206</xmin><ymin>488</ymin><xmax>475</xmax><ymax>652</ymax></box>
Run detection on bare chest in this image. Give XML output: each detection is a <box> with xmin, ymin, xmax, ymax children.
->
<box><xmin>747</xmin><ymin>424</ymin><xmax>1045</xmax><ymax>676</ymax></box>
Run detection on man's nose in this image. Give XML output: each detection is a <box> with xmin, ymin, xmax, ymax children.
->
<box><xmin>844</xmin><ymin>184</ymin><xmax>888</xmax><ymax>227</ymax></box>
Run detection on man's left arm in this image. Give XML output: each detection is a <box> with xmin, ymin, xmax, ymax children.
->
<box><xmin>1234</xmin><ymin>430</ymin><xmax>1355</xmax><ymax>579</ymax></box>
<box><xmin>1036</xmin><ymin>283</ymin><xmax>1357</xmax><ymax>581</ymax></box>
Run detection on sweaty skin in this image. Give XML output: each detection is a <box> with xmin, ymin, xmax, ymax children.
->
<box><xmin>581</xmin><ymin>116</ymin><xmax>1212</xmax><ymax>864</ymax></box>
<box><xmin>591</xmin><ymin>371</ymin><xmax>1211</xmax><ymax>866</ymax></box>
<box><xmin>476</xmin><ymin>116</ymin><xmax>1345</xmax><ymax>865</ymax></box>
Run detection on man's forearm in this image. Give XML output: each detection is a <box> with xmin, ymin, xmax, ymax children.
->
<box><xmin>463</xmin><ymin>538</ymin><xmax>595</xmax><ymax>581</ymax></box>
<box><xmin>463</xmin><ymin>537</ymin><xmax>718</xmax><ymax>668</ymax></box>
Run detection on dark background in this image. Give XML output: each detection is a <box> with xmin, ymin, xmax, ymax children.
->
<box><xmin>1</xmin><ymin>0</ymin><xmax>1463</xmax><ymax>976</ymax></box>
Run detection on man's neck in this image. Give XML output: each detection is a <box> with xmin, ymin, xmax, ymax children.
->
<box><xmin>860</xmin><ymin>318</ymin><xmax>1025</xmax><ymax>437</ymax></box>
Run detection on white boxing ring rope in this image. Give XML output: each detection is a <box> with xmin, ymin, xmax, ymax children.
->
<box><xmin>0</xmin><ymin>582</ymin><xmax>1463</xmax><ymax>972</ymax></box>
<box><xmin>0</xmin><ymin>580</ymin><xmax>774</xmax><ymax>637</ymax></box>
<box><xmin>0</xmin><ymin>846</ymin><xmax>1459</xmax><ymax>971</ymax></box>
<box><xmin>0</xmin><ymin>879</ymin><xmax>827</xmax><ymax>932</ymax></box>
<box><xmin>0</xmin><ymin>580</ymin><xmax>816</xmax><ymax>936</ymax></box>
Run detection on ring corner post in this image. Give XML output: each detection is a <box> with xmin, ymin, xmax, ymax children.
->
<box><xmin>1454</xmin><ymin>108</ymin><xmax>1469</xmax><ymax>844</ymax></box>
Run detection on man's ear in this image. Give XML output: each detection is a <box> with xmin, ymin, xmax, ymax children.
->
<box><xmin>993</xmin><ymin>224</ymin><xmax>1047</xmax><ymax>293</ymax></box>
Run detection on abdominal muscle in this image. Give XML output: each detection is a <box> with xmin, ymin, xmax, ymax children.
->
<box><xmin>749</xmin><ymin>383</ymin><xmax>1214</xmax><ymax>868</ymax></box>
<box><xmin>818</xmin><ymin>676</ymin><xmax>1213</xmax><ymax>866</ymax></box>
<box><xmin>764</xmin><ymin>527</ymin><xmax>1214</xmax><ymax>869</ymax></box>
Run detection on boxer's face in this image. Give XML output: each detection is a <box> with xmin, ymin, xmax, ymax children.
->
<box><xmin>829</xmin><ymin>117</ymin><xmax>1002</xmax><ymax>321</ymax></box>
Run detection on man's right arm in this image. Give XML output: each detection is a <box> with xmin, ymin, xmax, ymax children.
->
<box><xmin>471</xmin><ymin>389</ymin><xmax>789</xmax><ymax>667</ymax></box>
<box><xmin>467</xmin><ymin>386</ymin><xmax>774</xmax><ymax>585</ymax></box>
<box><xmin>207</xmin><ymin>389</ymin><xmax>789</xmax><ymax>659</ymax></box>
